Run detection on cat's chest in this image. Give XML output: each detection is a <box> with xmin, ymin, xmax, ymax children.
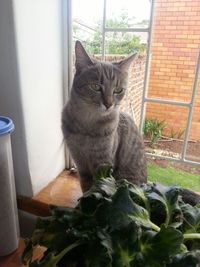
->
<box><xmin>68</xmin><ymin>131</ymin><xmax>117</xmax><ymax>155</ymax></box>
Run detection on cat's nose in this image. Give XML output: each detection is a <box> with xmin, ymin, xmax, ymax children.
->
<box><xmin>104</xmin><ymin>102</ymin><xmax>113</xmax><ymax>109</ymax></box>
<box><xmin>104</xmin><ymin>95</ymin><xmax>113</xmax><ymax>109</ymax></box>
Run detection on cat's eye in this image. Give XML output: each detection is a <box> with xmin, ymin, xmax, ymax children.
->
<box><xmin>114</xmin><ymin>87</ymin><xmax>123</xmax><ymax>94</ymax></box>
<box><xmin>89</xmin><ymin>83</ymin><xmax>101</xmax><ymax>92</ymax></box>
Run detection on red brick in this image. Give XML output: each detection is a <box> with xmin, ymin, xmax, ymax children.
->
<box><xmin>147</xmin><ymin>0</ymin><xmax>200</xmax><ymax>140</ymax></box>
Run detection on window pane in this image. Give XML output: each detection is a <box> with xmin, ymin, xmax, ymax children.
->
<box><xmin>104</xmin><ymin>31</ymin><xmax>147</xmax><ymax>55</ymax></box>
<box><xmin>72</xmin><ymin>0</ymin><xmax>103</xmax><ymax>54</ymax></box>
<box><xmin>106</xmin><ymin>0</ymin><xmax>151</xmax><ymax>28</ymax></box>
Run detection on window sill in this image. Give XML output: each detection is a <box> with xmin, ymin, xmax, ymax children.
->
<box><xmin>17</xmin><ymin>171</ymin><xmax>82</xmax><ymax>217</ymax></box>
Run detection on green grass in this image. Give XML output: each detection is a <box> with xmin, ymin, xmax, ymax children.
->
<box><xmin>147</xmin><ymin>162</ymin><xmax>200</xmax><ymax>192</ymax></box>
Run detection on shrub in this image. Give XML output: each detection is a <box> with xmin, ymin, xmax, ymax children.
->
<box><xmin>144</xmin><ymin>118</ymin><xmax>166</xmax><ymax>145</ymax></box>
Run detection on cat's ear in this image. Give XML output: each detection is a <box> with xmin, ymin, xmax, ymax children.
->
<box><xmin>75</xmin><ymin>41</ymin><xmax>94</xmax><ymax>72</ymax></box>
<box><xmin>114</xmin><ymin>52</ymin><xmax>138</xmax><ymax>72</ymax></box>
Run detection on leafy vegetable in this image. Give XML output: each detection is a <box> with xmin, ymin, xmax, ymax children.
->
<box><xmin>22</xmin><ymin>166</ymin><xmax>200</xmax><ymax>267</ymax></box>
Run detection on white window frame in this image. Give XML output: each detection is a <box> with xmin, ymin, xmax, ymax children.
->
<box><xmin>63</xmin><ymin>0</ymin><xmax>200</xmax><ymax>168</ymax></box>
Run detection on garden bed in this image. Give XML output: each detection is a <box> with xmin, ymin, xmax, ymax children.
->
<box><xmin>145</xmin><ymin>138</ymin><xmax>200</xmax><ymax>175</ymax></box>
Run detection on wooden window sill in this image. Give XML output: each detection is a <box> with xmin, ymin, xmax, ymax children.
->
<box><xmin>17</xmin><ymin>170</ymin><xmax>82</xmax><ymax>217</ymax></box>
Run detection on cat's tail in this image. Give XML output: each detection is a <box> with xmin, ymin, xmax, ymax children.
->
<box><xmin>180</xmin><ymin>188</ymin><xmax>200</xmax><ymax>206</ymax></box>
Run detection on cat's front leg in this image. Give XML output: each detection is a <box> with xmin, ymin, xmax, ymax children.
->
<box><xmin>79</xmin><ymin>162</ymin><xmax>112</xmax><ymax>192</ymax></box>
<box><xmin>78</xmin><ymin>169</ymin><xmax>93</xmax><ymax>192</ymax></box>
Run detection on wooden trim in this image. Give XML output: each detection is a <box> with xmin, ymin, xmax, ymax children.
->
<box><xmin>17</xmin><ymin>195</ymin><xmax>50</xmax><ymax>217</ymax></box>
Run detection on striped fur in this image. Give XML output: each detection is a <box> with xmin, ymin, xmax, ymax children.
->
<box><xmin>62</xmin><ymin>41</ymin><xmax>147</xmax><ymax>192</ymax></box>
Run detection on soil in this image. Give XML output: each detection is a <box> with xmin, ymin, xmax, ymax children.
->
<box><xmin>145</xmin><ymin>138</ymin><xmax>200</xmax><ymax>175</ymax></box>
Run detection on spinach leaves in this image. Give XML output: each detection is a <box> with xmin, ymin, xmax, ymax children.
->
<box><xmin>22</xmin><ymin>167</ymin><xmax>200</xmax><ymax>267</ymax></box>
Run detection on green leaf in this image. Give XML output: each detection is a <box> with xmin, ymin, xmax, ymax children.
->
<box><xmin>147</xmin><ymin>183</ymin><xmax>181</xmax><ymax>226</ymax></box>
<box><xmin>108</xmin><ymin>185</ymin><xmax>136</xmax><ymax>229</ymax></box>
<box><xmin>151</xmin><ymin>225</ymin><xmax>183</xmax><ymax>260</ymax></box>
<box><xmin>32</xmin><ymin>220</ymin><xmax>69</xmax><ymax>248</ymax></box>
<box><xmin>128</xmin><ymin>183</ymin><xmax>150</xmax><ymax>212</ymax></box>
<box><xmin>82</xmin><ymin>232</ymin><xmax>113</xmax><ymax>267</ymax></box>
<box><xmin>137</xmin><ymin>225</ymin><xmax>183</xmax><ymax>266</ymax></box>
<box><xmin>112</xmin><ymin>222</ymin><xmax>141</xmax><ymax>267</ymax></box>
<box><xmin>93</xmin><ymin>165</ymin><xmax>113</xmax><ymax>180</ymax></box>
<box><xmin>169</xmin><ymin>250</ymin><xmax>200</xmax><ymax>267</ymax></box>
<box><xmin>91</xmin><ymin>177</ymin><xmax>117</xmax><ymax>197</ymax></box>
<box><xmin>83</xmin><ymin>175</ymin><xmax>117</xmax><ymax>200</ymax></box>
<box><xmin>78</xmin><ymin>192</ymin><xmax>104</xmax><ymax>215</ymax></box>
<box><xmin>129</xmin><ymin>202</ymin><xmax>160</xmax><ymax>232</ymax></box>
<box><xmin>29</xmin><ymin>242</ymin><xmax>81</xmax><ymax>267</ymax></box>
<box><xmin>181</xmin><ymin>203</ymin><xmax>200</xmax><ymax>234</ymax></box>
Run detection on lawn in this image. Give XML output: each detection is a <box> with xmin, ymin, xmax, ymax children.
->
<box><xmin>147</xmin><ymin>162</ymin><xmax>200</xmax><ymax>193</ymax></box>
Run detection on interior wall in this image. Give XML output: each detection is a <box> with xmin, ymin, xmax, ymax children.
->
<box><xmin>0</xmin><ymin>0</ymin><xmax>33</xmax><ymax>196</ymax></box>
<box><xmin>0</xmin><ymin>0</ymin><xmax>65</xmax><ymax>196</ymax></box>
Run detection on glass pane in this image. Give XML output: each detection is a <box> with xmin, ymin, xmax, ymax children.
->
<box><xmin>148</xmin><ymin>52</ymin><xmax>198</xmax><ymax>102</ymax></box>
<box><xmin>72</xmin><ymin>0</ymin><xmax>103</xmax><ymax>54</ymax></box>
<box><xmin>186</xmin><ymin>81</ymin><xmax>200</xmax><ymax>163</ymax></box>
<box><xmin>106</xmin><ymin>0</ymin><xmax>151</xmax><ymax>28</ymax></box>
<box><xmin>120</xmin><ymin>54</ymin><xmax>146</xmax><ymax>128</ymax></box>
<box><xmin>103</xmin><ymin>31</ymin><xmax>147</xmax><ymax>128</ymax></box>
<box><xmin>104</xmin><ymin>31</ymin><xmax>147</xmax><ymax>55</ymax></box>
<box><xmin>145</xmin><ymin>102</ymin><xmax>189</xmax><ymax>157</ymax></box>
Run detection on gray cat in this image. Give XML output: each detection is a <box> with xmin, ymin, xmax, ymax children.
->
<box><xmin>62</xmin><ymin>41</ymin><xmax>200</xmax><ymax>206</ymax></box>
<box><xmin>62</xmin><ymin>41</ymin><xmax>147</xmax><ymax>192</ymax></box>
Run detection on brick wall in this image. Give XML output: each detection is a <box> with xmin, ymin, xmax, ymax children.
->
<box><xmin>119</xmin><ymin>55</ymin><xmax>146</xmax><ymax>128</ymax></box>
<box><xmin>147</xmin><ymin>0</ymin><xmax>200</xmax><ymax>140</ymax></box>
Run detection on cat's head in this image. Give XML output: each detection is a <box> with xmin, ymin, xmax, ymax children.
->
<box><xmin>72</xmin><ymin>41</ymin><xmax>138</xmax><ymax>113</ymax></box>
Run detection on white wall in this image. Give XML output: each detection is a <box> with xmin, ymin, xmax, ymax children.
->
<box><xmin>0</xmin><ymin>0</ymin><xmax>33</xmax><ymax>196</ymax></box>
<box><xmin>0</xmin><ymin>0</ymin><xmax>65</xmax><ymax>196</ymax></box>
